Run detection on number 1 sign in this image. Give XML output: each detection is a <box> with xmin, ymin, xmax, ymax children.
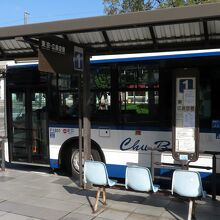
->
<box><xmin>74</xmin><ymin>46</ymin><xmax>84</xmax><ymax>72</ymax></box>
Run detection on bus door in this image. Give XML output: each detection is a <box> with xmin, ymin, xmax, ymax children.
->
<box><xmin>8</xmin><ymin>88</ymin><xmax>48</xmax><ymax>164</ymax></box>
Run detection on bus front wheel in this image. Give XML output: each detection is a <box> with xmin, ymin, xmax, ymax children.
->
<box><xmin>69</xmin><ymin>147</ymin><xmax>102</xmax><ymax>178</ymax></box>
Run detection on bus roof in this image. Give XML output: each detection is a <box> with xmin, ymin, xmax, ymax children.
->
<box><xmin>6</xmin><ymin>48</ymin><xmax>220</xmax><ymax>68</ymax></box>
<box><xmin>7</xmin><ymin>63</ymin><xmax>38</xmax><ymax>70</ymax></box>
<box><xmin>90</xmin><ymin>49</ymin><xmax>220</xmax><ymax>64</ymax></box>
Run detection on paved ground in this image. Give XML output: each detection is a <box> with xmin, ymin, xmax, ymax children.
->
<box><xmin>0</xmin><ymin>165</ymin><xmax>219</xmax><ymax>220</ymax></box>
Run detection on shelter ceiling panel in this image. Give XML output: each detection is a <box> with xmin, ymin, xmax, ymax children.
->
<box><xmin>0</xmin><ymin>39</ymin><xmax>34</xmax><ymax>56</ymax></box>
<box><xmin>207</xmin><ymin>20</ymin><xmax>220</xmax><ymax>39</ymax></box>
<box><xmin>112</xmin><ymin>41</ymin><xmax>153</xmax><ymax>47</ymax></box>
<box><xmin>106</xmin><ymin>27</ymin><xmax>152</xmax><ymax>43</ymax></box>
<box><xmin>154</xmin><ymin>22</ymin><xmax>204</xmax><ymax>41</ymax></box>
<box><xmin>5</xmin><ymin>49</ymin><xmax>33</xmax><ymax>54</ymax></box>
<box><xmin>56</xmin><ymin>35</ymin><xmax>64</xmax><ymax>38</ymax></box>
<box><xmin>208</xmin><ymin>35</ymin><xmax>220</xmax><ymax>40</ymax></box>
<box><xmin>67</xmin><ymin>31</ymin><xmax>105</xmax><ymax>44</ymax></box>
<box><xmin>157</xmin><ymin>37</ymin><xmax>203</xmax><ymax>44</ymax></box>
<box><xmin>91</xmin><ymin>44</ymin><xmax>108</xmax><ymax>48</ymax></box>
<box><xmin>0</xmin><ymin>39</ymin><xmax>31</xmax><ymax>50</ymax></box>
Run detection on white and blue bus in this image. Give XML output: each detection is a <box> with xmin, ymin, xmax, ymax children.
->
<box><xmin>4</xmin><ymin>49</ymin><xmax>220</xmax><ymax>185</ymax></box>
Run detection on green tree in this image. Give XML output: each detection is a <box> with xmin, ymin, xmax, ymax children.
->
<box><xmin>103</xmin><ymin>0</ymin><xmax>121</xmax><ymax>15</ymax></box>
<box><xmin>121</xmin><ymin>0</ymin><xmax>154</xmax><ymax>13</ymax></box>
<box><xmin>103</xmin><ymin>0</ymin><xmax>219</xmax><ymax>14</ymax></box>
<box><xmin>158</xmin><ymin>0</ymin><xmax>218</xmax><ymax>8</ymax></box>
<box><xmin>103</xmin><ymin>0</ymin><xmax>154</xmax><ymax>15</ymax></box>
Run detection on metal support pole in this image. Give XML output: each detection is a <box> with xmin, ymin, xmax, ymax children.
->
<box><xmin>78</xmin><ymin>73</ymin><xmax>83</xmax><ymax>187</ymax></box>
<box><xmin>212</xmin><ymin>153</ymin><xmax>216</xmax><ymax>201</ymax></box>
<box><xmin>83</xmin><ymin>55</ymin><xmax>91</xmax><ymax>164</ymax></box>
<box><xmin>82</xmin><ymin>55</ymin><xmax>91</xmax><ymax>189</ymax></box>
<box><xmin>0</xmin><ymin>68</ymin><xmax>6</xmax><ymax>172</ymax></box>
<box><xmin>151</xmin><ymin>150</ymin><xmax>154</xmax><ymax>181</ymax></box>
<box><xmin>1</xmin><ymin>139</ymin><xmax>5</xmax><ymax>171</ymax></box>
<box><xmin>188</xmin><ymin>199</ymin><xmax>193</xmax><ymax>220</ymax></box>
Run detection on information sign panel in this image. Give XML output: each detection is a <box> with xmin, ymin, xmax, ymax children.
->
<box><xmin>74</xmin><ymin>46</ymin><xmax>84</xmax><ymax>72</ymax></box>
<box><xmin>172</xmin><ymin>70</ymin><xmax>199</xmax><ymax>162</ymax></box>
<box><xmin>38</xmin><ymin>38</ymin><xmax>74</xmax><ymax>74</ymax></box>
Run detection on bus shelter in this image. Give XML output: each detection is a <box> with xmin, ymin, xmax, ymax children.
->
<box><xmin>0</xmin><ymin>3</ymin><xmax>220</xmax><ymax>187</ymax></box>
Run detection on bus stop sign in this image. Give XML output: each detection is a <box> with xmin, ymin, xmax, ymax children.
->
<box><xmin>74</xmin><ymin>46</ymin><xmax>84</xmax><ymax>72</ymax></box>
<box><xmin>172</xmin><ymin>69</ymin><xmax>199</xmax><ymax>162</ymax></box>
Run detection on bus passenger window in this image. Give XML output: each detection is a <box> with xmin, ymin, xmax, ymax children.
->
<box><xmin>91</xmin><ymin>66</ymin><xmax>111</xmax><ymax>113</ymax></box>
<box><xmin>56</xmin><ymin>72</ymin><xmax>79</xmax><ymax>120</ymax></box>
<box><xmin>200</xmin><ymin>84</ymin><xmax>211</xmax><ymax>119</ymax></box>
<box><xmin>118</xmin><ymin>64</ymin><xmax>159</xmax><ymax>121</ymax></box>
<box><xmin>91</xmin><ymin>66</ymin><xmax>111</xmax><ymax>90</ymax></box>
<box><xmin>119</xmin><ymin>91</ymin><xmax>149</xmax><ymax>114</ymax></box>
<box><xmin>91</xmin><ymin>91</ymin><xmax>111</xmax><ymax>112</ymax></box>
<box><xmin>119</xmin><ymin>66</ymin><xmax>137</xmax><ymax>88</ymax></box>
<box><xmin>138</xmin><ymin>66</ymin><xmax>159</xmax><ymax>88</ymax></box>
<box><xmin>98</xmin><ymin>92</ymin><xmax>111</xmax><ymax>110</ymax></box>
<box><xmin>59</xmin><ymin>92</ymin><xmax>79</xmax><ymax>119</ymax></box>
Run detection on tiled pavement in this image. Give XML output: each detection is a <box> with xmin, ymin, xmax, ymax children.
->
<box><xmin>0</xmin><ymin>166</ymin><xmax>219</xmax><ymax>220</ymax></box>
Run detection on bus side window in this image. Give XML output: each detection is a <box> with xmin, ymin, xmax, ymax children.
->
<box><xmin>90</xmin><ymin>66</ymin><xmax>111</xmax><ymax>116</ymax></box>
<box><xmin>118</xmin><ymin>64</ymin><xmax>159</xmax><ymax>122</ymax></box>
<box><xmin>59</xmin><ymin>92</ymin><xmax>79</xmax><ymax>119</ymax></box>
<box><xmin>199</xmin><ymin>83</ymin><xmax>211</xmax><ymax>119</ymax></box>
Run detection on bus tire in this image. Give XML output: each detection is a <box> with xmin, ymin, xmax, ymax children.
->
<box><xmin>69</xmin><ymin>146</ymin><xmax>102</xmax><ymax>178</ymax></box>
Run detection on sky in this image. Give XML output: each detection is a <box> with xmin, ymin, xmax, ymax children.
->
<box><xmin>0</xmin><ymin>0</ymin><xmax>105</xmax><ymax>27</ymax></box>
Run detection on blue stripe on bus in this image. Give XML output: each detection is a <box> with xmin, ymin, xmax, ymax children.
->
<box><xmin>106</xmin><ymin>163</ymin><xmax>212</xmax><ymax>179</ymax></box>
<box><xmin>106</xmin><ymin>164</ymin><xmax>127</xmax><ymax>178</ymax></box>
<box><xmin>50</xmin><ymin>159</ymin><xmax>59</xmax><ymax>169</ymax></box>
<box><xmin>49</xmin><ymin>123</ymin><xmax>77</xmax><ymax>128</ymax></box>
<box><xmin>7</xmin><ymin>64</ymin><xmax>38</xmax><ymax>69</ymax></box>
<box><xmin>90</xmin><ymin>51</ymin><xmax>220</xmax><ymax>64</ymax></box>
<box><xmin>48</xmin><ymin>123</ymin><xmax>171</xmax><ymax>132</ymax></box>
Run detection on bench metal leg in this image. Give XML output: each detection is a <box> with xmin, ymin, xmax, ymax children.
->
<box><xmin>188</xmin><ymin>199</ymin><xmax>193</xmax><ymax>220</ymax></box>
<box><xmin>93</xmin><ymin>187</ymin><xmax>107</xmax><ymax>213</ymax></box>
<box><xmin>94</xmin><ymin>187</ymin><xmax>101</xmax><ymax>213</ymax></box>
<box><xmin>192</xmin><ymin>200</ymin><xmax>196</xmax><ymax>219</ymax></box>
<box><xmin>102</xmin><ymin>187</ymin><xmax>107</xmax><ymax>205</ymax></box>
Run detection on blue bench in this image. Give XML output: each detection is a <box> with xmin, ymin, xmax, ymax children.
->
<box><xmin>84</xmin><ymin>160</ymin><xmax>206</xmax><ymax>219</ymax></box>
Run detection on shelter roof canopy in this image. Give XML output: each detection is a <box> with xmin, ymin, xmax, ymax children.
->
<box><xmin>1</xmin><ymin>3</ymin><xmax>220</xmax><ymax>60</ymax></box>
